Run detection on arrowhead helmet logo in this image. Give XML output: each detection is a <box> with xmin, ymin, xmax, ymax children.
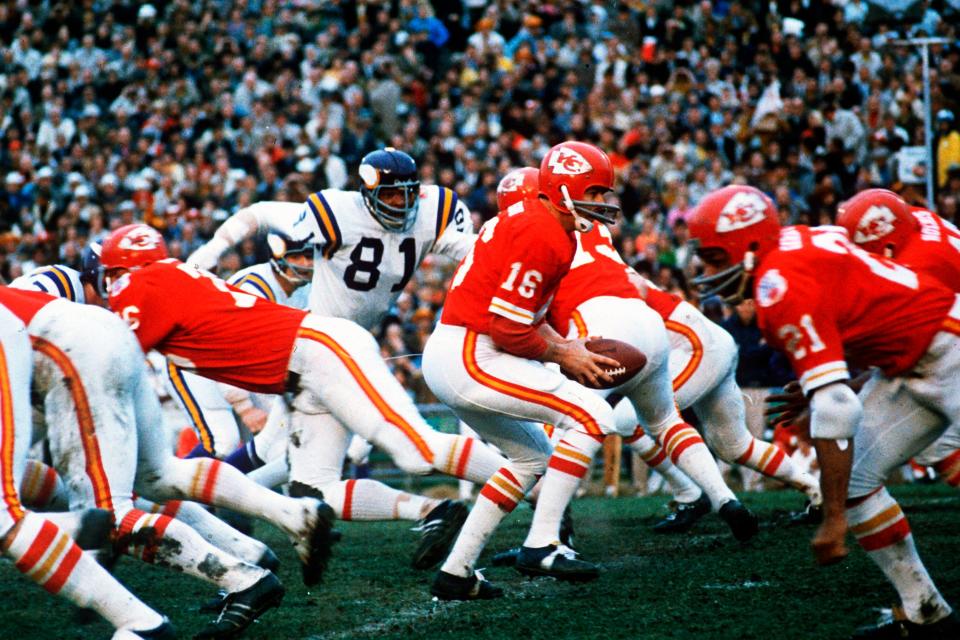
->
<box><xmin>117</xmin><ymin>227</ymin><xmax>162</xmax><ymax>251</ymax></box>
<box><xmin>498</xmin><ymin>173</ymin><xmax>522</xmax><ymax>193</ymax></box>
<box><xmin>854</xmin><ymin>205</ymin><xmax>896</xmax><ymax>244</ymax></box>
<box><xmin>547</xmin><ymin>147</ymin><xmax>592</xmax><ymax>175</ymax></box>
<box><xmin>716</xmin><ymin>191</ymin><xmax>770</xmax><ymax>233</ymax></box>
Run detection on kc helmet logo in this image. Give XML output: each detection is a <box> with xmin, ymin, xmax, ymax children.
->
<box><xmin>854</xmin><ymin>205</ymin><xmax>896</xmax><ymax>244</ymax></box>
<box><xmin>547</xmin><ymin>147</ymin><xmax>592</xmax><ymax>175</ymax></box>
<box><xmin>716</xmin><ymin>191</ymin><xmax>769</xmax><ymax>233</ymax></box>
<box><xmin>498</xmin><ymin>173</ymin><xmax>522</xmax><ymax>192</ymax></box>
<box><xmin>118</xmin><ymin>226</ymin><xmax>163</xmax><ymax>251</ymax></box>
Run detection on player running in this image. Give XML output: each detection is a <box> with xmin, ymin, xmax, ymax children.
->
<box><xmin>688</xmin><ymin>184</ymin><xmax>960</xmax><ymax>639</ymax></box>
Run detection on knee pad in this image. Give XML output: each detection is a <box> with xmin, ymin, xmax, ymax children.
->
<box><xmin>810</xmin><ymin>383</ymin><xmax>862</xmax><ymax>440</ymax></box>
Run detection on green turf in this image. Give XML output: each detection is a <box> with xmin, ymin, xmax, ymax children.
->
<box><xmin>2</xmin><ymin>485</ymin><xmax>957</xmax><ymax>640</ymax></box>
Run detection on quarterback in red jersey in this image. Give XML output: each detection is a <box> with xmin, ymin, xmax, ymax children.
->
<box><xmin>688</xmin><ymin>185</ymin><xmax>960</xmax><ymax>638</ymax></box>
<box><xmin>424</xmin><ymin>143</ymin><xmax>628</xmax><ymax>599</ymax></box>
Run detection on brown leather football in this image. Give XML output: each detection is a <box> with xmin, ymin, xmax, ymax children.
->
<box><xmin>563</xmin><ymin>338</ymin><xmax>647</xmax><ymax>389</ymax></box>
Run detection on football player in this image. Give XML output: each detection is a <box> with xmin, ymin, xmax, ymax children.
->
<box><xmin>837</xmin><ymin>189</ymin><xmax>960</xmax><ymax>488</ymax></box>
<box><xmin>0</xmin><ymin>294</ymin><xmax>174</xmax><ymax>639</ymax></box>
<box><xmin>422</xmin><ymin>142</ymin><xmax>638</xmax><ymax>599</ymax></box>
<box><xmin>0</xmin><ymin>284</ymin><xmax>332</xmax><ymax>638</ymax></box>
<box><xmin>185</xmin><ymin>149</ymin><xmax>486</xmax><ymax>557</ymax></box>
<box><xmin>688</xmin><ymin>184</ymin><xmax>960</xmax><ymax>638</ymax></box>
<box><xmin>101</xmin><ymin>224</ymin><xmax>508</xmax><ymax>571</ymax></box>
<box><xmin>503</xmin><ymin>168</ymin><xmax>816</xmax><ymax>534</ymax></box>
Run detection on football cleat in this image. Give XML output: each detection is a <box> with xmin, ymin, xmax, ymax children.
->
<box><xmin>431</xmin><ymin>570</ymin><xmax>503</xmax><ymax>601</ymax></box>
<box><xmin>195</xmin><ymin>572</ymin><xmax>285</xmax><ymax>640</ymax></box>
<box><xmin>490</xmin><ymin>547</ymin><xmax>521</xmax><ymax>567</ymax></box>
<box><xmin>74</xmin><ymin>508</ymin><xmax>115</xmax><ymax>551</ymax></box>
<box><xmin>111</xmin><ymin>618</ymin><xmax>176</xmax><ymax>639</ymax></box>
<box><xmin>289</xmin><ymin>498</ymin><xmax>336</xmax><ymax>586</ymax></box>
<box><xmin>559</xmin><ymin>505</ymin><xmax>576</xmax><ymax>549</ymax></box>
<box><xmin>719</xmin><ymin>499</ymin><xmax>760</xmax><ymax>542</ymax></box>
<box><xmin>411</xmin><ymin>499</ymin><xmax>469</xmax><ymax>570</ymax></box>
<box><xmin>515</xmin><ymin>544</ymin><xmax>599</xmax><ymax>582</ymax></box>
<box><xmin>257</xmin><ymin>547</ymin><xmax>280</xmax><ymax>572</ymax></box>
<box><xmin>851</xmin><ymin>610</ymin><xmax>960</xmax><ymax>639</ymax></box>
<box><xmin>789</xmin><ymin>500</ymin><xmax>824</xmax><ymax>526</ymax></box>
<box><xmin>652</xmin><ymin>492</ymin><xmax>711</xmax><ymax>534</ymax></box>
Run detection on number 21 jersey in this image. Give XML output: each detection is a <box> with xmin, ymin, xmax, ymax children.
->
<box><xmin>755</xmin><ymin>226</ymin><xmax>955</xmax><ymax>395</ymax></box>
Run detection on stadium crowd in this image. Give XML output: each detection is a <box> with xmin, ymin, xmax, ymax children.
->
<box><xmin>1</xmin><ymin>0</ymin><xmax>960</xmax><ymax>397</ymax></box>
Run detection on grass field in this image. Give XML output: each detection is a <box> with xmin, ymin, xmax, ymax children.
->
<box><xmin>2</xmin><ymin>484</ymin><xmax>958</xmax><ymax>640</ymax></box>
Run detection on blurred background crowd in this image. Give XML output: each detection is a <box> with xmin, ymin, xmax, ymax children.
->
<box><xmin>2</xmin><ymin>0</ymin><xmax>960</xmax><ymax>421</ymax></box>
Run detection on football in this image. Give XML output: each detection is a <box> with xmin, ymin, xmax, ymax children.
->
<box><xmin>563</xmin><ymin>338</ymin><xmax>647</xmax><ymax>389</ymax></box>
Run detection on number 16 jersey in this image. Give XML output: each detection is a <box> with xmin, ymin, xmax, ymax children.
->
<box><xmin>754</xmin><ymin>226</ymin><xmax>955</xmax><ymax>395</ymax></box>
<box><xmin>302</xmin><ymin>186</ymin><xmax>474</xmax><ymax>329</ymax></box>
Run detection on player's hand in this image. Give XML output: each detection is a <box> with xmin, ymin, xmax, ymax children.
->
<box><xmin>556</xmin><ymin>338</ymin><xmax>620</xmax><ymax>388</ymax></box>
<box><xmin>765</xmin><ymin>381</ymin><xmax>807</xmax><ymax>424</ymax></box>
<box><xmin>239</xmin><ymin>407</ymin><xmax>269</xmax><ymax>433</ymax></box>
<box><xmin>812</xmin><ymin>515</ymin><xmax>849</xmax><ymax>566</ymax></box>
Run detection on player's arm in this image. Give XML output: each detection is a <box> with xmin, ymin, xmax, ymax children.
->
<box><xmin>762</xmin><ymin>285</ymin><xmax>857</xmax><ymax>565</ymax></box>
<box><xmin>218</xmin><ymin>383</ymin><xmax>268</xmax><ymax>432</ymax></box>
<box><xmin>432</xmin><ymin>194</ymin><xmax>477</xmax><ymax>261</ymax></box>
<box><xmin>187</xmin><ymin>202</ymin><xmax>306</xmax><ymax>270</ymax></box>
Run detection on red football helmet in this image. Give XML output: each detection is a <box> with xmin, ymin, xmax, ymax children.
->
<box><xmin>100</xmin><ymin>223</ymin><xmax>169</xmax><ymax>271</ymax></box>
<box><xmin>539</xmin><ymin>141</ymin><xmax>620</xmax><ymax>229</ymax></box>
<box><xmin>836</xmin><ymin>189</ymin><xmax>915</xmax><ymax>257</ymax></box>
<box><xmin>497</xmin><ymin>167</ymin><xmax>540</xmax><ymax>212</ymax></box>
<box><xmin>687</xmin><ymin>185</ymin><xmax>781</xmax><ymax>303</ymax></box>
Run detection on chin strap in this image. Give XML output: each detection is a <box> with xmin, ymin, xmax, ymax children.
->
<box><xmin>560</xmin><ymin>184</ymin><xmax>595</xmax><ymax>233</ymax></box>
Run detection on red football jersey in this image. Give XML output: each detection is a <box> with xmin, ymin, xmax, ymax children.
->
<box><xmin>896</xmin><ymin>208</ymin><xmax>960</xmax><ymax>293</ymax></box>
<box><xmin>0</xmin><ymin>286</ymin><xmax>55</xmax><ymax>325</ymax></box>
<box><xmin>548</xmin><ymin>224</ymin><xmax>641</xmax><ymax>334</ymax></box>
<box><xmin>442</xmin><ymin>199</ymin><xmax>575</xmax><ymax>334</ymax></box>
<box><xmin>755</xmin><ymin>226</ymin><xmax>955</xmax><ymax>394</ymax></box>
<box><xmin>641</xmin><ymin>283</ymin><xmax>683</xmax><ymax>320</ymax></box>
<box><xmin>108</xmin><ymin>259</ymin><xmax>308</xmax><ymax>393</ymax></box>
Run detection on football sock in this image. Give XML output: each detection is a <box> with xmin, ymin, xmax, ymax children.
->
<box><xmin>4</xmin><ymin>512</ymin><xmax>164</xmax><ymax>631</ymax></box>
<box><xmin>933</xmin><ymin>449</ymin><xmax>960</xmax><ymax>487</ymax></box>
<box><xmin>115</xmin><ymin>508</ymin><xmax>264</xmax><ymax>592</ymax></box>
<box><xmin>524</xmin><ymin>430</ymin><xmax>602</xmax><ymax>548</ymax></box>
<box><xmin>735</xmin><ymin>437</ymin><xmax>820</xmax><ymax>500</ymax></box>
<box><xmin>442</xmin><ymin>464</ymin><xmax>534</xmax><ymax>578</ymax></box>
<box><xmin>18</xmin><ymin>460</ymin><xmax>68</xmax><ymax>510</ymax></box>
<box><xmin>135</xmin><ymin>497</ymin><xmax>268</xmax><ymax>566</ymax></box>
<box><xmin>248</xmin><ymin>458</ymin><xmax>289</xmax><ymax>489</ymax></box>
<box><xmin>223</xmin><ymin>441</ymin><xmax>265</xmax><ymax>474</ymax></box>
<box><xmin>320</xmin><ymin>478</ymin><xmax>431</xmax><ymax>521</ymax></box>
<box><xmin>847</xmin><ymin>489</ymin><xmax>952</xmax><ymax>624</ymax></box>
<box><xmin>626</xmin><ymin>427</ymin><xmax>702</xmax><ymax>503</ymax></box>
<box><xmin>432</xmin><ymin>434</ymin><xmax>506</xmax><ymax>484</ymax></box>
<box><xmin>655</xmin><ymin>422</ymin><xmax>735</xmax><ymax>509</ymax></box>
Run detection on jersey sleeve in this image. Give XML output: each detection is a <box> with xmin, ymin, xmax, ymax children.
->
<box><xmin>756</xmin><ymin>268</ymin><xmax>849</xmax><ymax>395</ymax></box>
<box><xmin>488</xmin><ymin>228</ymin><xmax>569</xmax><ymax>326</ymax></box>
<box><xmin>187</xmin><ymin>201</ymin><xmax>309</xmax><ymax>270</ymax></box>
<box><xmin>431</xmin><ymin>188</ymin><xmax>476</xmax><ymax>261</ymax></box>
<box><xmin>304</xmin><ymin>191</ymin><xmax>342</xmax><ymax>259</ymax></box>
<box><xmin>228</xmin><ymin>271</ymin><xmax>277</xmax><ymax>302</ymax></box>
<box><xmin>108</xmin><ymin>270</ymin><xmax>178</xmax><ymax>353</ymax></box>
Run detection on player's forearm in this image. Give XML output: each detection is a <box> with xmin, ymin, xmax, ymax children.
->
<box><xmin>812</xmin><ymin>438</ymin><xmax>853</xmax><ymax>522</ymax></box>
<box><xmin>488</xmin><ymin>314</ymin><xmax>549</xmax><ymax>360</ymax></box>
<box><xmin>188</xmin><ymin>203</ymin><xmax>276</xmax><ymax>269</ymax></box>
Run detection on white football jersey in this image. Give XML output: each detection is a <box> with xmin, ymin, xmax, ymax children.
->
<box><xmin>227</xmin><ymin>262</ymin><xmax>311</xmax><ymax>309</ymax></box>
<box><xmin>10</xmin><ymin>265</ymin><xmax>85</xmax><ymax>303</ymax></box>
<box><xmin>300</xmin><ymin>186</ymin><xmax>473</xmax><ymax>328</ymax></box>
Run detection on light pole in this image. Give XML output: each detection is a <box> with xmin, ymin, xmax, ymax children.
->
<box><xmin>891</xmin><ymin>37</ymin><xmax>950</xmax><ymax>206</ymax></box>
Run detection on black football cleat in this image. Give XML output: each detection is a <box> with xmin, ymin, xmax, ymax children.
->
<box><xmin>789</xmin><ymin>500</ymin><xmax>824</xmax><ymax>525</ymax></box>
<box><xmin>118</xmin><ymin>618</ymin><xmax>176</xmax><ymax>639</ymax></box>
<box><xmin>74</xmin><ymin>508</ymin><xmax>114</xmax><ymax>551</ymax></box>
<box><xmin>490</xmin><ymin>547</ymin><xmax>521</xmax><ymax>567</ymax></box>
<box><xmin>652</xmin><ymin>492</ymin><xmax>711</xmax><ymax>534</ymax></box>
<box><xmin>411</xmin><ymin>499</ymin><xmax>469</xmax><ymax>570</ymax></box>
<box><xmin>851</xmin><ymin>611</ymin><xmax>960</xmax><ymax>639</ymax></box>
<box><xmin>559</xmin><ymin>505</ymin><xmax>576</xmax><ymax>549</ymax></box>
<box><xmin>431</xmin><ymin>570</ymin><xmax>503</xmax><ymax>601</ymax></box>
<box><xmin>257</xmin><ymin>547</ymin><xmax>280</xmax><ymax>572</ymax></box>
<box><xmin>296</xmin><ymin>499</ymin><xmax>336</xmax><ymax>587</ymax></box>
<box><xmin>195</xmin><ymin>572</ymin><xmax>285</xmax><ymax>639</ymax></box>
<box><xmin>515</xmin><ymin>544</ymin><xmax>599</xmax><ymax>582</ymax></box>
<box><xmin>719</xmin><ymin>499</ymin><xmax>759</xmax><ymax>542</ymax></box>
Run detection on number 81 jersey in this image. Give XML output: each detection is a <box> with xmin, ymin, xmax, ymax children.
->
<box><xmin>755</xmin><ymin>226</ymin><xmax>956</xmax><ymax>395</ymax></box>
<box><xmin>303</xmin><ymin>185</ymin><xmax>473</xmax><ymax>329</ymax></box>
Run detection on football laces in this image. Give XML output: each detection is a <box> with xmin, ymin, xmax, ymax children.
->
<box><xmin>604</xmin><ymin>366</ymin><xmax>627</xmax><ymax>376</ymax></box>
